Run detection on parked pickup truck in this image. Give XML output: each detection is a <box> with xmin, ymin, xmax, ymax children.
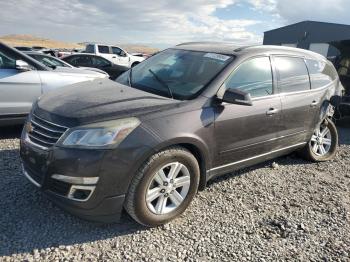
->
<box><xmin>84</xmin><ymin>43</ymin><xmax>145</xmax><ymax>68</ymax></box>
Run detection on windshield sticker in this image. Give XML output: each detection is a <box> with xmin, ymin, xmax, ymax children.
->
<box><xmin>204</xmin><ymin>53</ymin><xmax>230</xmax><ymax>61</ymax></box>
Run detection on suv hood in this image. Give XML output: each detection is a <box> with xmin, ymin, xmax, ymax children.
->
<box><xmin>35</xmin><ymin>79</ymin><xmax>179</xmax><ymax>126</ymax></box>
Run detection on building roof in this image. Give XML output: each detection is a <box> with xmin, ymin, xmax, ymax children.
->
<box><xmin>265</xmin><ymin>20</ymin><xmax>350</xmax><ymax>33</ymax></box>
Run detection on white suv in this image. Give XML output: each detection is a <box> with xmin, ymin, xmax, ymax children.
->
<box><xmin>84</xmin><ymin>44</ymin><xmax>145</xmax><ymax>68</ymax></box>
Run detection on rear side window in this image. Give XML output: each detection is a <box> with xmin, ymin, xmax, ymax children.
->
<box><xmin>0</xmin><ymin>50</ymin><xmax>16</xmax><ymax>69</ymax></box>
<box><xmin>225</xmin><ymin>57</ymin><xmax>273</xmax><ymax>97</ymax></box>
<box><xmin>85</xmin><ymin>45</ymin><xmax>95</xmax><ymax>53</ymax></box>
<box><xmin>66</xmin><ymin>56</ymin><xmax>92</xmax><ymax>66</ymax></box>
<box><xmin>92</xmin><ymin>56</ymin><xmax>110</xmax><ymax>67</ymax></box>
<box><xmin>306</xmin><ymin>59</ymin><xmax>336</xmax><ymax>89</ymax></box>
<box><xmin>98</xmin><ymin>45</ymin><xmax>110</xmax><ymax>54</ymax></box>
<box><xmin>275</xmin><ymin>56</ymin><xmax>310</xmax><ymax>93</ymax></box>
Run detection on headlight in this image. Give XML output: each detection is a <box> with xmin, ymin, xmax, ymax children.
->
<box><xmin>60</xmin><ymin>117</ymin><xmax>140</xmax><ymax>148</ymax></box>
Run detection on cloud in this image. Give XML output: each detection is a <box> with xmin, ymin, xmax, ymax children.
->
<box><xmin>0</xmin><ymin>0</ymin><xmax>262</xmax><ymax>46</ymax></box>
<box><xmin>249</xmin><ymin>0</ymin><xmax>350</xmax><ymax>25</ymax></box>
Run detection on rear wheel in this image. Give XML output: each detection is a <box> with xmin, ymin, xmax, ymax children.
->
<box><xmin>300</xmin><ymin>118</ymin><xmax>338</xmax><ymax>161</ymax></box>
<box><xmin>124</xmin><ymin>147</ymin><xmax>200</xmax><ymax>227</ymax></box>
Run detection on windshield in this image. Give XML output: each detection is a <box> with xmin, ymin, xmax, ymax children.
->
<box><xmin>29</xmin><ymin>54</ymin><xmax>70</xmax><ymax>68</ymax></box>
<box><xmin>116</xmin><ymin>48</ymin><xmax>233</xmax><ymax>100</ymax></box>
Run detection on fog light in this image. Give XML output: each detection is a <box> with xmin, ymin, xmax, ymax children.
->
<box><xmin>67</xmin><ymin>185</ymin><xmax>95</xmax><ymax>201</ymax></box>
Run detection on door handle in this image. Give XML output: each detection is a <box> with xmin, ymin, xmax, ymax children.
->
<box><xmin>310</xmin><ymin>100</ymin><xmax>318</xmax><ymax>107</ymax></box>
<box><xmin>112</xmin><ymin>56</ymin><xmax>117</xmax><ymax>58</ymax></box>
<box><xmin>266</xmin><ymin>108</ymin><xmax>279</xmax><ymax>116</ymax></box>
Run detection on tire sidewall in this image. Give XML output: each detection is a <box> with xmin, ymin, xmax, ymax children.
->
<box><xmin>133</xmin><ymin>150</ymin><xmax>199</xmax><ymax>226</ymax></box>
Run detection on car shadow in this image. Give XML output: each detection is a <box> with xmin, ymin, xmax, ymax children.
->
<box><xmin>337</xmin><ymin>117</ymin><xmax>350</xmax><ymax>145</ymax></box>
<box><xmin>0</xmin><ymin>147</ymin><xmax>145</xmax><ymax>257</ymax></box>
<box><xmin>0</xmin><ymin>125</ymin><xmax>22</xmax><ymax>139</ymax></box>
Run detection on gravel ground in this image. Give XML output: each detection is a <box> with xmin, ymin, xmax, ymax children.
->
<box><xmin>0</xmin><ymin>119</ymin><xmax>349</xmax><ymax>261</ymax></box>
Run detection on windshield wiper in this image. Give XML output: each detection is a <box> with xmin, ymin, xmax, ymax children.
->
<box><xmin>148</xmin><ymin>69</ymin><xmax>173</xmax><ymax>99</ymax></box>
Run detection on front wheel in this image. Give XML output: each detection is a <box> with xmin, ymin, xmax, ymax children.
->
<box><xmin>124</xmin><ymin>147</ymin><xmax>200</xmax><ymax>227</ymax></box>
<box><xmin>300</xmin><ymin>118</ymin><xmax>338</xmax><ymax>162</ymax></box>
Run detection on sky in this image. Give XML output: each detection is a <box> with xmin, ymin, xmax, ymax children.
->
<box><xmin>0</xmin><ymin>0</ymin><xmax>349</xmax><ymax>48</ymax></box>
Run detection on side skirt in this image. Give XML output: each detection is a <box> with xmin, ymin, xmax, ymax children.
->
<box><xmin>206</xmin><ymin>142</ymin><xmax>306</xmax><ymax>182</ymax></box>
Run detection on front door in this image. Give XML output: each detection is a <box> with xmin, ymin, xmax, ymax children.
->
<box><xmin>111</xmin><ymin>46</ymin><xmax>130</xmax><ymax>67</ymax></box>
<box><xmin>213</xmin><ymin>56</ymin><xmax>282</xmax><ymax>172</ymax></box>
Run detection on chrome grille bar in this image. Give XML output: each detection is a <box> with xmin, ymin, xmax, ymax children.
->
<box><xmin>26</xmin><ymin>114</ymin><xmax>68</xmax><ymax>149</ymax></box>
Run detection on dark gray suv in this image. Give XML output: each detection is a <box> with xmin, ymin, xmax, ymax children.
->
<box><xmin>20</xmin><ymin>43</ymin><xmax>343</xmax><ymax>226</ymax></box>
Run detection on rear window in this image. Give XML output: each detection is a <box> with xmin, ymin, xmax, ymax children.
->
<box><xmin>85</xmin><ymin>45</ymin><xmax>95</xmax><ymax>54</ymax></box>
<box><xmin>98</xmin><ymin>45</ymin><xmax>110</xmax><ymax>54</ymax></box>
<box><xmin>275</xmin><ymin>56</ymin><xmax>310</xmax><ymax>93</ymax></box>
<box><xmin>306</xmin><ymin>59</ymin><xmax>336</xmax><ymax>89</ymax></box>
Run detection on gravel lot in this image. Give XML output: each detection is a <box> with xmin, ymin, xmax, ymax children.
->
<box><xmin>1</xmin><ymin>119</ymin><xmax>349</xmax><ymax>261</ymax></box>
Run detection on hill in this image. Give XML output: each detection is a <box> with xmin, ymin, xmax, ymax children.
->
<box><xmin>0</xmin><ymin>34</ymin><xmax>82</xmax><ymax>49</ymax></box>
<box><xmin>0</xmin><ymin>34</ymin><xmax>159</xmax><ymax>54</ymax></box>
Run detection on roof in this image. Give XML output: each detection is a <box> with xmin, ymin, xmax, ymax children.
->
<box><xmin>23</xmin><ymin>51</ymin><xmax>47</xmax><ymax>55</ymax></box>
<box><xmin>265</xmin><ymin>20</ymin><xmax>350</xmax><ymax>33</ymax></box>
<box><xmin>173</xmin><ymin>42</ymin><xmax>326</xmax><ymax>60</ymax></box>
<box><xmin>174</xmin><ymin>42</ymin><xmax>244</xmax><ymax>55</ymax></box>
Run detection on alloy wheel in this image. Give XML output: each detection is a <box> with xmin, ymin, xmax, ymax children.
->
<box><xmin>146</xmin><ymin>162</ymin><xmax>191</xmax><ymax>215</ymax></box>
<box><xmin>310</xmin><ymin>125</ymin><xmax>332</xmax><ymax>156</ymax></box>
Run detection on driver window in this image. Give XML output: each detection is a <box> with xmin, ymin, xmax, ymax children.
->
<box><xmin>225</xmin><ymin>57</ymin><xmax>273</xmax><ymax>97</ymax></box>
<box><xmin>112</xmin><ymin>47</ymin><xmax>122</xmax><ymax>55</ymax></box>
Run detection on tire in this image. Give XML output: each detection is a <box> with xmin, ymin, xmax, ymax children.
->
<box><xmin>124</xmin><ymin>147</ymin><xmax>200</xmax><ymax>227</ymax></box>
<box><xmin>131</xmin><ymin>62</ymin><xmax>139</xmax><ymax>68</ymax></box>
<box><xmin>299</xmin><ymin>118</ymin><xmax>338</xmax><ymax>162</ymax></box>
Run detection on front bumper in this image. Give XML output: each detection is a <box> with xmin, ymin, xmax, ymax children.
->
<box><xmin>20</xmin><ymin>129</ymin><xmax>153</xmax><ymax>223</ymax></box>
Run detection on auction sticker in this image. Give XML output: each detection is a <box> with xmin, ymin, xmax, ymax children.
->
<box><xmin>204</xmin><ymin>53</ymin><xmax>231</xmax><ymax>61</ymax></box>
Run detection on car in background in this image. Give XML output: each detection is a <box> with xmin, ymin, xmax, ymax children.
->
<box><xmin>24</xmin><ymin>51</ymin><xmax>109</xmax><ymax>76</ymax></box>
<box><xmin>84</xmin><ymin>43</ymin><xmax>144</xmax><ymax>68</ymax></box>
<box><xmin>0</xmin><ymin>42</ymin><xmax>108</xmax><ymax>126</ymax></box>
<box><xmin>62</xmin><ymin>53</ymin><xmax>128</xmax><ymax>79</ymax></box>
<box><xmin>15</xmin><ymin>46</ymin><xmax>34</xmax><ymax>51</ymax></box>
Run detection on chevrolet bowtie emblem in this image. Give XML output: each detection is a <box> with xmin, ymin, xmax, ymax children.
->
<box><xmin>26</xmin><ymin>122</ymin><xmax>34</xmax><ymax>133</ymax></box>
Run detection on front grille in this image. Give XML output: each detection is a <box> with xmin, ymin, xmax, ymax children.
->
<box><xmin>27</xmin><ymin>114</ymin><xmax>68</xmax><ymax>149</ymax></box>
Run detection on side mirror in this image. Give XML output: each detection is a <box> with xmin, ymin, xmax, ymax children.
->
<box><xmin>221</xmin><ymin>88</ymin><xmax>253</xmax><ymax>106</ymax></box>
<box><xmin>16</xmin><ymin>60</ymin><xmax>31</xmax><ymax>71</ymax></box>
<box><xmin>120</xmin><ymin>51</ymin><xmax>127</xmax><ymax>57</ymax></box>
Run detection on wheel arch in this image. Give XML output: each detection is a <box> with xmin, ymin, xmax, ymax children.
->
<box><xmin>151</xmin><ymin>137</ymin><xmax>211</xmax><ymax>191</ymax></box>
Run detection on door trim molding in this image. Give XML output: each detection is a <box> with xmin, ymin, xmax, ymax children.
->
<box><xmin>219</xmin><ymin>130</ymin><xmax>307</xmax><ymax>155</ymax></box>
<box><xmin>209</xmin><ymin>142</ymin><xmax>306</xmax><ymax>172</ymax></box>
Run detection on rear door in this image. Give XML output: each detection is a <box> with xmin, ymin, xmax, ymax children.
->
<box><xmin>0</xmin><ymin>46</ymin><xmax>41</xmax><ymax>119</ymax></box>
<box><xmin>273</xmin><ymin>56</ymin><xmax>322</xmax><ymax>145</ymax></box>
<box><xmin>213</xmin><ymin>56</ymin><xmax>283</xmax><ymax>170</ymax></box>
<box><xmin>96</xmin><ymin>45</ymin><xmax>115</xmax><ymax>63</ymax></box>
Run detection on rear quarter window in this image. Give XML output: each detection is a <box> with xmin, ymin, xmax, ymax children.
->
<box><xmin>275</xmin><ymin>56</ymin><xmax>310</xmax><ymax>93</ymax></box>
<box><xmin>85</xmin><ymin>45</ymin><xmax>95</xmax><ymax>53</ymax></box>
<box><xmin>306</xmin><ymin>59</ymin><xmax>337</xmax><ymax>89</ymax></box>
<box><xmin>98</xmin><ymin>45</ymin><xmax>110</xmax><ymax>54</ymax></box>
